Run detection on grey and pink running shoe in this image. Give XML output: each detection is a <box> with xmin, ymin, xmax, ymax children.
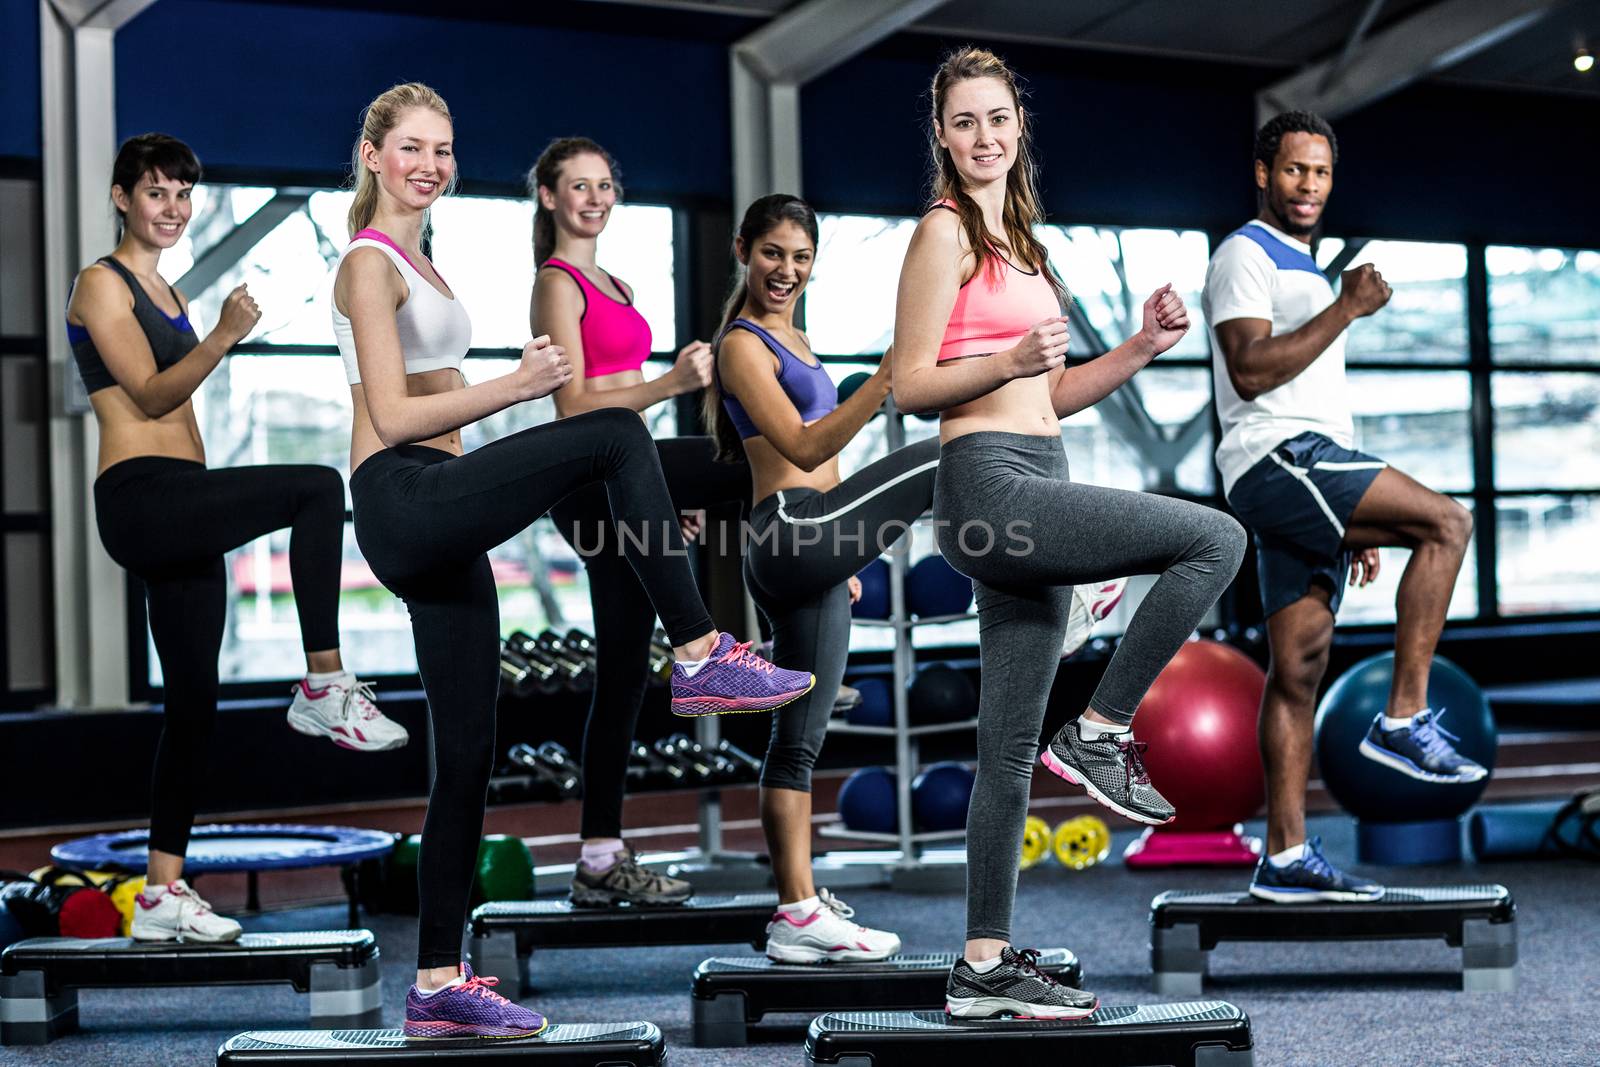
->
<box><xmin>403</xmin><ymin>964</ymin><xmax>547</xmax><ymax>1040</ymax></box>
<box><xmin>671</xmin><ymin>632</ymin><xmax>814</xmax><ymax>717</ymax></box>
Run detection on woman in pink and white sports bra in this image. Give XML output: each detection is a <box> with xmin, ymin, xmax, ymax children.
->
<box><xmin>527</xmin><ymin>138</ymin><xmax>752</xmax><ymax>908</ymax></box>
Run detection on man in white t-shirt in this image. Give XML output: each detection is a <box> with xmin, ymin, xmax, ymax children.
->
<box><xmin>1204</xmin><ymin>112</ymin><xmax>1485</xmax><ymax>903</ymax></box>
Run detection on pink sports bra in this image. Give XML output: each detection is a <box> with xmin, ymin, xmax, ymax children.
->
<box><xmin>542</xmin><ymin>258</ymin><xmax>652</xmax><ymax>378</ymax></box>
<box><xmin>932</xmin><ymin>201</ymin><xmax>1061</xmax><ymax>362</ymax></box>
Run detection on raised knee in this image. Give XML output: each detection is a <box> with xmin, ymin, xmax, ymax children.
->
<box><xmin>1438</xmin><ymin>498</ymin><xmax>1473</xmax><ymax>550</ymax></box>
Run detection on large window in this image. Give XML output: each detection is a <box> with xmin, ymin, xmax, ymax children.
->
<box><xmin>1488</xmin><ymin>245</ymin><xmax>1600</xmax><ymax>616</ymax></box>
<box><xmin>139</xmin><ymin>184</ymin><xmax>679</xmax><ymax>689</ymax></box>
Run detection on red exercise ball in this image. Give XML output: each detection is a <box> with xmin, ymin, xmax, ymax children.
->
<box><xmin>57</xmin><ymin>886</ymin><xmax>122</xmax><ymax>939</ymax></box>
<box><xmin>1132</xmin><ymin>640</ymin><xmax>1266</xmax><ymax>832</ymax></box>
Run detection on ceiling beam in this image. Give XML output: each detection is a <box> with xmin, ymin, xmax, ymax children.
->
<box><xmin>734</xmin><ymin>0</ymin><xmax>947</xmax><ymax>83</ymax></box>
<box><xmin>1257</xmin><ymin>0</ymin><xmax>1558</xmax><ymax>124</ymax></box>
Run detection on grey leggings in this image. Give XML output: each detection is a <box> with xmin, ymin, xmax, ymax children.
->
<box><xmin>934</xmin><ymin>431</ymin><xmax>1245</xmax><ymax>941</ymax></box>
<box><xmin>745</xmin><ymin>437</ymin><xmax>941</xmax><ymax>791</ymax></box>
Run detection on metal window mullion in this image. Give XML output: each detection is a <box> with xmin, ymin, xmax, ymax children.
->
<box><xmin>1466</xmin><ymin>242</ymin><xmax>1498</xmax><ymax>619</ymax></box>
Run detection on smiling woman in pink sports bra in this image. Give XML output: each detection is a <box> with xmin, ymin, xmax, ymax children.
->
<box><xmin>891</xmin><ymin>47</ymin><xmax>1245</xmax><ymax>1020</ymax></box>
<box><xmin>527</xmin><ymin>138</ymin><xmax>752</xmax><ymax>909</ymax></box>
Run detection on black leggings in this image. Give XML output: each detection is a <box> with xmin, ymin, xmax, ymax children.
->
<box><xmin>93</xmin><ymin>456</ymin><xmax>345</xmax><ymax>857</ymax></box>
<box><xmin>745</xmin><ymin>437</ymin><xmax>941</xmax><ymax>791</ymax></box>
<box><xmin>549</xmin><ymin>436</ymin><xmax>750</xmax><ymax>840</ymax></box>
<box><xmin>348</xmin><ymin>408</ymin><xmax>716</xmax><ymax>969</ymax></box>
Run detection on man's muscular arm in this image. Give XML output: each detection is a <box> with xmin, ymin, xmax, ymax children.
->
<box><xmin>1216</xmin><ymin>263</ymin><xmax>1391</xmax><ymax>401</ymax></box>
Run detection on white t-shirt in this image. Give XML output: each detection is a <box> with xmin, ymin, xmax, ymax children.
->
<box><xmin>1204</xmin><ymin>219</ymin><xmax>1354</xmax><ymax>496</ymax></box>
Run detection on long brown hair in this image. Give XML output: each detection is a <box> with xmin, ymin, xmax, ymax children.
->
<box><xmin>702</xmin><ymin>194</ymin><xmax>820</xmax><ymax>464</ymax></box>
<box><xmin>528</xmin><ymin>137</ymin><xmax>623</xmax><ymax>267</ymax></box>
<box><xmin>347</xmin><ymin>83</ymin><xmax>456</xmax><ymax>240</ymax></box>
<box><xmin>928</xmin><ymin>47</ymin><xmax>1066</xmax><ymax>305</ymax></box>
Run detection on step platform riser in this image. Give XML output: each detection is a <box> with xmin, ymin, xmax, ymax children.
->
<box><xmin>0</xmin><ymin>933</ymin><xmax>382</xmax><ymax>1046</ymax></box>
<box><xmin>691</xmin><ymin>950</ymin><xmax>1083</xmax><ymax>1047</ymax></box>
<box><xmin>468</xmin><ymin>895</ymin><xmax>775</xmax><ymax>994</ymax></box>
<box><xmin>1147</xmin><ymin>885</ymin><xmax>1517</xmax><ymax>994</ymax></box>
<box><xmin>215</xmin><ymin>1021</ymin><xmax>664</xmax><ymax>1064</ymax></box>
<box><xmin>804</xmin><ymin>1004</ymin><xmax>1254</xmax><ymax>1066</ymax></box>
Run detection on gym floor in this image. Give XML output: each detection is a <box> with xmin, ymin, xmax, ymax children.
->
<box><xmin>5</xmin><ymin>810</ymin><xmax>1593</xmax><ymax>1067</ymax></box>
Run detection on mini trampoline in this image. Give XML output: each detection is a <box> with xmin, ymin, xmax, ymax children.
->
<box><xmin>52</xmin><ymin>824</ymin><xmax>395</xmax><ymax>926</ymax></box>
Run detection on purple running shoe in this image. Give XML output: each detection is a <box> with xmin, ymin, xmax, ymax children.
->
<box><xmin>671</xmin><ymin>632</ymin><xmax>814</xmax><ymax>717</ymax></box>
<box><xmin>403</xmin><ymin>964</ymin><xmax>548</xmax><ymax>1040</ymax></box>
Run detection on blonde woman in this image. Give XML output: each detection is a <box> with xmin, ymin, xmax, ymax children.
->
<box><xmin>331</xmin><ymin>84</ymin><xmax>811</xmax><ymax>1038</ymax></box>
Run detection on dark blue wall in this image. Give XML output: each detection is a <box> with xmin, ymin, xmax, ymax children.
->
<box><xmin>0</xmin><ymin>0</ymin><xmax>41</xmax><ymax>161</ymax></box>
<box><xmin>803</xmin><ymin>34</ymin><xmax>1600</xmax><ymax>248</ymax></box>
<box><xmin>0</xmin><ymin>0</ymin><xmax>1582</xmax><ymax>247</ymax></box>
<box><xmin>113</xmin><ymin>0</ymin><xmax>733</xmax><ymax>198</ymax></box>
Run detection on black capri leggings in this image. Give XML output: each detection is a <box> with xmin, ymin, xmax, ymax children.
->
<box><xmin>93</xmin><ymin>456</ymin><xmax>346</xmax><ymax>858</ymax></box>
<box><xmin>744</xmin><ymin>437</ymin><xmax>940</xmax><ymax>792</ymax></box>
<box><xmin>550</xmin><ymin>436</ymin><xmax>750</xmax><ymax>841</ymax></box>
<box><xmin>349</xmin><ymin>407</ymin><xmax>716</xmax><ymax>970</ymax></box>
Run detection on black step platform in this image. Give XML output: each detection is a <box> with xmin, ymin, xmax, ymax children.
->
<box><xmin>469</xmin><ymin>893</ymin><xmax>775</xmax><ymax>993</ymax></box>
<box><xmin>693</xmin><ymin>948</ymin><xmax>1083</xmax><ymax>1046</ymax></box>
<box><xmin>1149</xmin><ymin>883</ymin><xmax>1517</xmax><ymax>994</ymax></box>
<box><xmin>805</xmin><ymin>1001</ymin><xmax>1253</xmax><ymax>1066</ymax></box>
<box><xmin>216</xmin><ymin>1021</ymin><xmax>663</xmax><ymax>1064</ymax></box>
<box><xmin>0</xmin><ymin>931</ymin><xmax>381</xmax><ymax>1045</ymax></box>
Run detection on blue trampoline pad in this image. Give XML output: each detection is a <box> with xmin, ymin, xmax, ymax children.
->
<box><xmin>52</xmin><ymin>823</ymin><xmax>395</xmax><ymax>873</ymax></box>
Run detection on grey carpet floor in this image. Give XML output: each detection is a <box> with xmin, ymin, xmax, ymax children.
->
<box><xmin>2</xmin><ymin>815</ymin><xmax>1595</xmax><ymax>1066</ymax></box>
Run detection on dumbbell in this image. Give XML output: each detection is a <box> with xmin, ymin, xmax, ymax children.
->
<box><xmin>562</xmin><ymin>629</ymin><xmax>600</xmax><ymax>670</ymax></box>
<box><xmin>507</xmin><ymin>742</ymin><xmax>581</xmax><ymax>797</ymax></box>
<box><xmin>713</xmin><ymin>739</ymin><xmax>764</xmax><ymax>783</ymax></box>
<box><xmin>508</xmin><ymin>630</ymin><xmax>589</xmax><ymax>691</ymax></box>
<box><xmin>653</xmin><ymin>736</ymin><xmax>716</xmax><ymax>782</ymax></box>
<box><xmin>542</xmin><ymin>628</ymin><xmax>596</xmax><ymax>676</ymax></box>
<box><xmin>500</xmin><ymin>644</ymin><xmax>560</xmax><ymax>696</ymax></box>
<box><xmin>664</xmin><ymin>733</ymin><xmax>742</xmax><ymax>782</ymax></box>
<box><xmin>628</xmin><ymin>738</ymin><xmax>685</xmax><ymax>785</ymax></box>
<box><xmin>647</xmin><ymin>630</ymin><xmax>674</xmax><ymax>687</ymax></box>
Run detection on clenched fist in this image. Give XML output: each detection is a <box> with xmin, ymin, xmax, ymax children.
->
<box><xmin>1004</xmin><ymin>316</ymin><xmax>1070</xmax><ymax>379</ymax></box>
<box><xmin>516</xmin><ymin>335</ymin><xmax>573</xmax><ymax>400</ymax></box>
<box><xmin>215</xmin><ymin>284</ymin><xmax>261</xmax><ymax>345</ymax></box>
<box><xmin>1338</xmin><ymin>263</ymin><xmax>1391</xmax><ymax>320</ymax></box>
<box><xmin>670</xmin><ymin>340</ymin><xmax>713</xmax><ymax>393</ymax></box>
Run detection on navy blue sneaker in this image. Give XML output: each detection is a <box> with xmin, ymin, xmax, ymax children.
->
<box><xmin>1249</xmin><ymin>837</ymin><xmax>1384</xmax><ymax>903</ymax></box>
<box><xmin>1358</xmin><ymin>707</ymin><xmax>1487</xmax><ymax>784</ymax></box>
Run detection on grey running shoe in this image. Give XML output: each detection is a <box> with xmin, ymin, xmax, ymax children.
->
<box><xmin>568</xmin><ymin>845</ymin><xmax>692</xmax><ymax>908</ymax></box>
<box><xmin>945</xmin><ymin>947</ymin><xmax>1098</xmax><ymax>1019</ymax></box>
<box><xmin>1041</xmin><ymin>720</ymin><xmax>1175</xmax><ymax>826</ymax></box>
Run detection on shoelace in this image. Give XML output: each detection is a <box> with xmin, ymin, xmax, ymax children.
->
<box><xmin>1410</xmin><ymin>708</ymin><xmax>1462</xmax><ymax>761</ymax></box>
<box><xmin>817</xmin><ymin>888</ymin><xmax>856</xmax><ymax>921</ymax></box>
<box><xmin>459</xmin><ymin>975</ymin><xmax>510</xmax><ymax>1003</ymax></box>
<box><xmin>718</xmin><ymin>640</ymin><xmax>775</xmax><ymax>675</ymax></box>
<box><xmin>614</xmin><ymin>852</ymin><xmax>677</xmax><ymax>893</ymax></box>
<box><xmin>1011</xmin><ymin>948</ymin><xmax>1060</xmax><ymax>988</ymax></box>
<box><xmin>1113</xmin><ymin>737</ymin><xmax>1153</xmax><ymax>790</ymax></box>
<box><xmin>342</xmin><ymin>681</ymin><xmax>382</xmax><ymax>721</ymax></box>
<box><xmin>1299</xmin><ymin>838</ymin><xmax>1336</xmax><ymax>881</ymax></box>
<box><xmin>167</xmin><ymin>882</ymin><xmax>214</xmax><ymax>915</ymax></box>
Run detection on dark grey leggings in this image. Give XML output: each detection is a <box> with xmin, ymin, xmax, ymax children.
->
<box><xmin>934</xmin><ymin>431</ymin><xmax>1245</xmax><ymax>941</ymax></box>
<box><xmin>745</xmin><ymin>437</ymin><xmax>940</xmax><ymax>791</ymax></box>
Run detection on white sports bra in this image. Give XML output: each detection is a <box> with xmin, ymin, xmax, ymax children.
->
<box><xmin>333</xmin><ymin>228</ymin><xmax>472</xmax><ymax>386</ymax></box>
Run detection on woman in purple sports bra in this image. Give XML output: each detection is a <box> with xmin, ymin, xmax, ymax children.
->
<box><xmin>704</xmin><ymin>194</ymin><xmax>940</xmax><ymax>963</ymax></box>
<box><xmin>528</xmin><ymin>138</ymin><xmax>753</xmax><ymax>909</ymax></box>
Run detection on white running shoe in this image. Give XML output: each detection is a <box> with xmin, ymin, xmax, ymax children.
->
<box><xmin>287</xmin><ymin>677</ymin><xmax>408</xmax><ymax>752</ymax></box>
<box><xmin>764</xmin><ymin>888</ymin><xmax>902</xmax><ymax>963</ymax></box>
<box><xmin>129</xmin><ymin>880</ymin><xmax>242</xmax><ymax>943</ymax></box>
<box><xmin>1061</xmin><ymin>579</ymin><xmax>1129</xmax><ymax>659</ymax></box>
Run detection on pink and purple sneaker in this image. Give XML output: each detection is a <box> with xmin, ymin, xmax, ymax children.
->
<box><xmin>670</xmin><ymin>632</ymin><xmax>814</xmax><ymax>717</ymax></box>
<box><xmin>403</xmin><ymin>964</ymin><xmax>547</xmax><ymax>1040</ymax></box>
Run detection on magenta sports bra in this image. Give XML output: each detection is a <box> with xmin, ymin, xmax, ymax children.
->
<box><xmin>542</xmin><ymin>258</ymin><xmax>652</xmax><ymax>378</ymax></box>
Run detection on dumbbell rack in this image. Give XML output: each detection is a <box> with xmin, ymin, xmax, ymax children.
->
<box><xmin>813</xmin><ymin>402</ymin><xmax>977</xmax><ymax>887</ymax></box>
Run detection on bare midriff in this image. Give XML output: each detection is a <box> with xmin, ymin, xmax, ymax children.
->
<box><xmin>938</xmin><ymin>358</ymin><xmax>1059</xmax><ymax>443</ymax></box>
<box><xmin>349</xmin><ymin>366</ymin><xmax>467</xmax><ymax>473</ymax></box>
<box><xmin>89</xmin><ymin>389</ymin><xmax>205</xmax><ymax>475</ymax></box>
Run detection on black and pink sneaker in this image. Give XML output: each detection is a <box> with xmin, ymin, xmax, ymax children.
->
<box><xmin>670</xmin><ymin>632</ymin><xmax>814</xmax><ymax>717</ymax></box>
<box><xmin>403</xmin><ymin>964</ymin><xmax>547</xmax><ymax>1040</ymax></box>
